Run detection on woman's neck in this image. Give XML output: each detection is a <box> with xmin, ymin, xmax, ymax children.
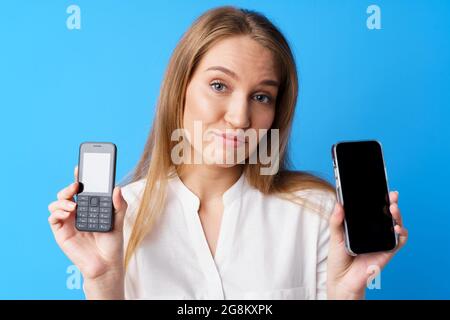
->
<box><xmin>177</xmin><ymin>164</ymin><xmax>243</xmax><ymax>203</ymax></box>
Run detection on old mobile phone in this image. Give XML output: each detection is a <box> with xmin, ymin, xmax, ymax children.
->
<box><xmin>75</xmin><ymin>142</ymin><xmax>117</xmax><ymax>232</ymax></box>
<box><xmin>331</xmin><ymin>140</ymin><xmax>398</xmax><ymax>255</ymax></box>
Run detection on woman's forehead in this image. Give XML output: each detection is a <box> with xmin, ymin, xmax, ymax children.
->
<box><xmin>198</xmin><ymin>36</ymin><xmax>279</xmax><ymax>80</ymax></box>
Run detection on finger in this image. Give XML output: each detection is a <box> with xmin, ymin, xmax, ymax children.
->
<box><xmin>394</xmin><ymin>225</ymin><xmax>408</xmax><ymax>249</ymax></box>
<box><xmin>329</xmin><ymin>202</ymin><xmax>345</xmax><ymax>245</ymax></box>
<box><xmin>57</xmin><ymin>182</ymin><xmax>79</xmax><ymax>201</ymax></box>
<box><xmin>394</xmin><ymin>224</ymin><xmax>408</xmax><ymax>236</ymax></box>
<box><xmin>389</xmin><ymin>190</ymin><xmax>399</xmax><ymax>205</ymax></box>
<box><xmin>48</xmin><ymin>199</ymin><xmax>77</xmax><ymax>213</ymax></box>
<box><xmin>74</xmin><ymin>165</ymin><xmax>78</xmax><ymax>182</ymax></box>
<box><xmin>48</xmin><ymin>209</ymin><xmax>72</xmax><ymax>225</ymax></box>
<box><xmin>112</xmin><ymin>187</ymin><xmax>128</xmax><ymax>230</ymax></box>
<box><xmin>390</xmin><ymin>202</ymin><xmax>403</xmax><ymax>227</ymax></box>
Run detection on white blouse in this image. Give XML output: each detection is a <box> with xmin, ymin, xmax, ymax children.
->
<box><xmin>121</xmin><ymin>172</ymin><xmax>336</xmax><ymax>300</ymax></box>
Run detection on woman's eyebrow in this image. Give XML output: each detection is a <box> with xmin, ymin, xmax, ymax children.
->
<box><xmin>206</xmin><ymin>66</ymin><xmax>238</xmax><ymax>79</ymax></box>
<box><xmin>258</xmin><ymin>79</ymin><xmax>279</xmax><ymax>87</ymax></box>
<box><xmin>205</xmin><ymin>65</ymin><xmax>279</xmax><ymax>87</ymax></box>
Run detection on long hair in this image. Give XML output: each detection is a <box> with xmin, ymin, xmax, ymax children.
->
<box><xmin>123</xmin><ymin>6</ymin><xmax>334</xmax><ymax>269</ymax></box>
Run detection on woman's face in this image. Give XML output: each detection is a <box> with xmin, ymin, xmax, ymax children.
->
<box><xmin>182</xmin><ymin>35</ymin><xmax>280</xmax><ymax>167</ymax></box>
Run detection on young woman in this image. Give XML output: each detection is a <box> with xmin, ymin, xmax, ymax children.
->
<box><xmin>48</xmin><ymin>6</ymin><xmax>407</xmax><ymax>300</ymax></box>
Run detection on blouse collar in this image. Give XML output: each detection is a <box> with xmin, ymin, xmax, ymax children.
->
<box><xmin>170</xmin><ymin>171</ymin><xmax>247</xmax><ymax>211</ymax></box>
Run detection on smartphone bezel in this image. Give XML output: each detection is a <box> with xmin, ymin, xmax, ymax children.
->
<box><xmin>331</xmin><ymin>139</ymin><xmax>399</xmax><ymax>256</ymax></box>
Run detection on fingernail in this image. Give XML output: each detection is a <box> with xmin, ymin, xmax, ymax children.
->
<box><xmin>69</xmin><ymin>202</ymin><xmax>76</xmax><ymax>209</ymax></box>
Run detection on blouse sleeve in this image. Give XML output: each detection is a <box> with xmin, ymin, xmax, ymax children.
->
<box><xmin>315</xmin><ymin>191</ymin><xmax>337</xmax><ymax>300</ymax></box>
<box><xmin>120</xmin><ymin>180</ymin><xmax>145</xmax><ymax>300</ymax></box>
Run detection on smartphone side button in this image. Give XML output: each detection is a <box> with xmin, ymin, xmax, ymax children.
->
<box><xmin>337</xmin><ymin>186</ymin><xmax>343</xmax><ymax>204</ymax></box>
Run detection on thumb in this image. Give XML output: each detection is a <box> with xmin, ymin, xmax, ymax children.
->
<box><xmin>329</xmin><ymin>202</ymin><xmax>345</xmax><ymax>245</ymax></box>
<box><xmin>112</xmin><ymin>186</ymin><xmax>128</xmax><ymax>230</ymax></box>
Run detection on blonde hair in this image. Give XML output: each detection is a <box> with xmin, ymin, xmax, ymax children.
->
<box><xmin>123</xmin><ymin>6</ymin><xmax>334</xmax><ymax>269</ymax></box>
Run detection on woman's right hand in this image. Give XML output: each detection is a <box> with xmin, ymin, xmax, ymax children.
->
<box><xmin>48</xmin><ymin>166</ymin><xmax>128</xmax><ymax>299</ymax></box>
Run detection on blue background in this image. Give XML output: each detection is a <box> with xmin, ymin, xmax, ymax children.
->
<box><xmin>0</xmin><ymin>0</ymin><xmax>448</xmax><ymax>299</ymax></box>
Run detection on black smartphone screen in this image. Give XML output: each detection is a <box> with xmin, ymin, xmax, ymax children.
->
<box><xmin>333</xmin><ymin>141</ymin><xmax>397</xmax><ymax>255</ymax></box>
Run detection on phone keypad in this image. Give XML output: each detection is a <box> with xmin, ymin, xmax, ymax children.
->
<box><xmin>76</xmin><ymin>195</ymin><xmax>113</xmax><ymax>232</ymax></box>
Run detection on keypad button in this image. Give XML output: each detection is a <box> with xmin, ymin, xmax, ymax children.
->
<box><xmin>89</xmin><ymin>207</ymin><xmax>99</xmax><ymax>213</ymax></box>
<box><xmin>77</xmin><ymin>196</ymin><xmax>89</xmax><ymax>201</ymax></box>
<box><xmin>78</xmin><ymin>206</ymin><xmax>88</xmax><ymax>212</ymax></box>
<box><xmin>90</xmin><ymin>197</ymin><xmax>99</xmax><ymax>207</ymax></box>
<box><xmin>78</xmin><ymin>218</ymin><xmax>88</xmax><ymax>224</ymax></box>
<box><xmin>100</xmin><ymin>201</ymin><xmax>112</xmax><ymax>208</ymax></box>
<box><xmin>78</xmin><ymin>212</ymin><xmax>88</xmax><ymax>218</ymax></box>
<box><xmin>76</xmin><ymin>223</ymin><xmax>87</xmax><ymax>229</ymax></box>
<box><xmin>99</xmin><ymin>224</ymin><xmax>110</xmax><ymax>231</ymax></box>
<box><xmin>88</xmin><ymin>218</ymin><xmax>98</xmax><ymax>224</ymax></box>
<box><xmin>99</xmin><ymin>213</ymin><xmax>110</xmax><ymax>219</ymax></box>
<box><xmin>88</xmin><ymin>212</ymin><xmax>99</xmax><ymax>218</ymax></box>
<box><xmin>87</xmin><ymin>223</ymin><xmax>98</xmax><ymax>230</ymax></box>
<box><xmin>100</xmin><ymin>197</ymin><xmax>111</xmax><ymax>202</ymax></box>
<box><xmin>100</xmin><ymin>208</ymin><xmax>111</xmax><ymax>213</ymax></box>
<box><xmin>99</xmin><ymin>218</ymin><xmax>110</xmax><ymax>224</ymax></box>
<box><xmin>78</xmin><ymin>200</ymin><xmax>88</xmax><ymax>207</ymax></box>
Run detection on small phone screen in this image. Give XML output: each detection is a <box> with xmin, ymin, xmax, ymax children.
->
<box><xmin>336</xmin><ymin>141</ymin><xmax>396</xmax><ymax>254</ymax></box>
<box><xmin>81</xmin><ymin>153</ymin><xmax>111</xmax><ymax>193</ymax></box>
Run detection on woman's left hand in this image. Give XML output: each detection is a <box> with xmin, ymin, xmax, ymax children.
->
<box><xmin>327</xmin><ymin>191</ymin><xmax>408</xmax><ymax>299</ymax></box>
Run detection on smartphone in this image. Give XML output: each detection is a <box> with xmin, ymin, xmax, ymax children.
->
<box><xmin>75</xmin><ymin>142</ymin><xmax>117</xmax><ymax>232</ymax></box>
<box><xmin>331</xmin><ymin>140</ymin><xmax>398</xmax><ymax>255</ymax></box>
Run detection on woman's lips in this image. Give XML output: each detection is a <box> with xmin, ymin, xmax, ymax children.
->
<box><xmin>213</xmin><ymin>132</ymin><xmax>246</xmax><ymax>147</ymax></box>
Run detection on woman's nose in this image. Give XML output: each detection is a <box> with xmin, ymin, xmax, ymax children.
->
<box><xmin>223</xmin><ymin>95</ymin><xmax>250</xmax><ymax>128</ymax></box>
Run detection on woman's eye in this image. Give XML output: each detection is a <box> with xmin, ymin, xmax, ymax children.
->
<box><xmin>210</xmin><ymin>81</ymin><xmax>227</xmax><ymax>92</ymax></box>
<box><xmin>253</xmin><ymin>94</ymin><xmax>271</xmax><ymax>104</ymax></box>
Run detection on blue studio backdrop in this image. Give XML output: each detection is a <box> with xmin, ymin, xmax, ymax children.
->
<box><xmin>0</xmin><ymin>0</ymin><xmax>449</xmax><ymax>299</ymax></box>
